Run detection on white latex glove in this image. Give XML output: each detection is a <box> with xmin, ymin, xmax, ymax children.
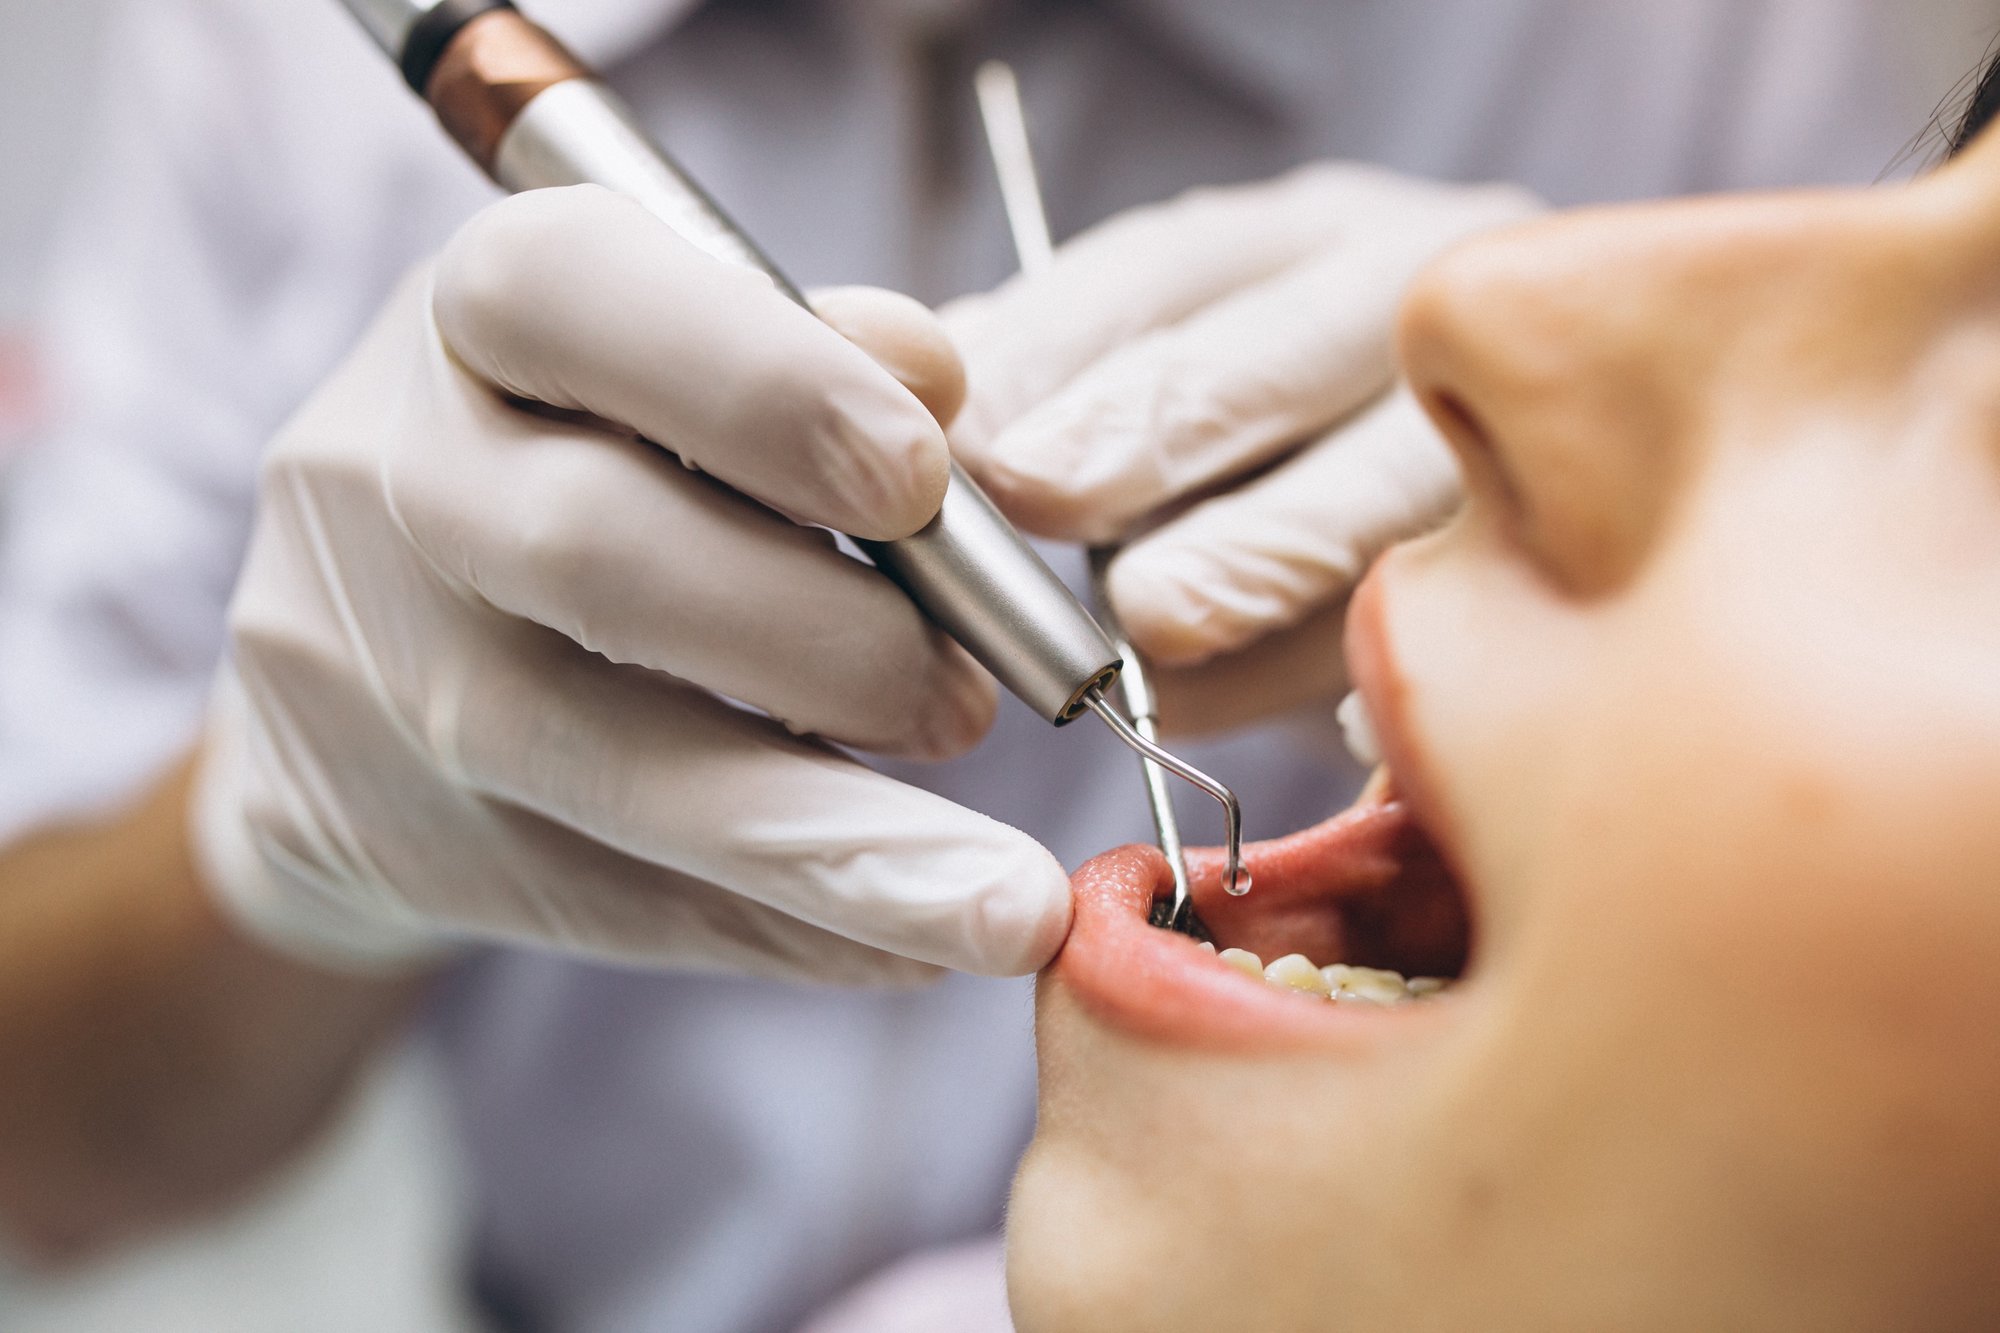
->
<box><xmin>191</xmin><ymin>185</ymin><xmax>1070</xmax><ymax>983</ymax></box>
<box><xmin>944</xmin><ymin>163</ymin><xmax>1542</xmax><ymax>730</ymax></box>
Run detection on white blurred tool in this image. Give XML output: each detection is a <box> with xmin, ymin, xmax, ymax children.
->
<box><xmin>975</xmin><ymin>61</ymin><xmax>1242</xmax><ymax>932</ymax></box>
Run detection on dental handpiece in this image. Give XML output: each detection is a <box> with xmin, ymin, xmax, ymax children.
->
<box><xmin>335</xmin><ymin>0</ymin><xmax>1248</xmax><ymax>898</ymax></box>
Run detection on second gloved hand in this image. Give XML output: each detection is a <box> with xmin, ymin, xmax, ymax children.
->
<box><xmin>191</xmin><ymin>185</ymin><xmax>1069</xmax><ymax>983</ymax></box>
<box><xmin>944</xmin><ymin>164</ymin><xmax>1541</xmax><ymax>731</ymax></box>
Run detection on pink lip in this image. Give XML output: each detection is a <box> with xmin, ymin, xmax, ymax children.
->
<box><xmin>1051</xmin><ymin>802</ymin><xmax>1457</xmax><ymax>1053</ymax></box>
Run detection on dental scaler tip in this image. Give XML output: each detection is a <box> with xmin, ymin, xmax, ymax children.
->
<box><xmin>1083</xmin><ymin>691</ymin><xmax>1250</xmax><ymax>904</ymax></box>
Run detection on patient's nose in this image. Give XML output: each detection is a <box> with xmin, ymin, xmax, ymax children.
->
<box><xmin>1397</xmin><ymin>205</ymin><xmax>1717</xmax><ymax>595</ymax></box>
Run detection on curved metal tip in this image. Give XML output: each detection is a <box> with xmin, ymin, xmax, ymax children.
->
<box><xmin>1083</xmin><ymin>691</ymin><xmax>1249</xmax><ymax>901</ymax></box>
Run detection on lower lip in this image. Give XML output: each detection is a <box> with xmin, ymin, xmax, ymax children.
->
<box><xmin>1051</xmin><ymin>805</ymin><xmax>1453</xmax><ymax>1053</ymax></box>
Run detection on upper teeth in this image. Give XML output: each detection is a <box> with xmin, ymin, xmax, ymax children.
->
<box><xmin>1211</xmin><ymin>947</ymin><xmax>1448</xmax><ymax>1005</ymax></box>
<box><xmin>1337</xmin><ymin>691</ymin><xmax>1382</xmax><ymax>768</ymax></box>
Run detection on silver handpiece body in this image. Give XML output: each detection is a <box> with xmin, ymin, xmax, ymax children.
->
<box><xmin>495</xmin><ymin>82</ymin><xmax>1121</xmax><ymax>722</ymax></box>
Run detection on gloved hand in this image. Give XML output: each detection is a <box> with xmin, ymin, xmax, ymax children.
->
<box><xmin>943</xmin><ymin>163</ymin><xmax>1542</xmax><ymax>731</ymax></box>
<box><xmin>191</xmin><ymin>185</ymin><xmax>1070</xmax><ymax>983</ymax></box>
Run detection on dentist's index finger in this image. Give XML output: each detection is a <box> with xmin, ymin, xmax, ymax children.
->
<box><xmin>943</xmin><ymin>165</ymin><xmax>1378</xmax><ymax>449</ymax></box>
<box><xmin>947</xmin><ymin>169</ymin><xmax>1540</xmax><ymax>542</ymax></box>
<box><xmin>960</xmin><ymin>245</ymin><xmax>1404</xmax><ymax>542</ymax></box>
<box><xmin>437</xmin><ymin>804</ymin><xmax>952</xmax><ymax>985</ymax></box>
<box><xmin>810</xmin><ymin>285</ymin><xmax>969</xmax><ymax>428</ymax></box>
<box><xmin>1107</xmin><ymin>389</ymin><xmax>1460</xmax><ymax>666</ymax></box>
<box><xmin>388</xmin><ymin>401</ymin><xmax>997</xmax><ymax>761</ymax></box>
<box><xmin>432</xmin><ymin>186</ymin><xmax>949</xmax><ymax>541</ymax></box>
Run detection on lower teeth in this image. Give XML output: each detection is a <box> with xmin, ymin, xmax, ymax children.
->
<box><xmin>1207</xmin><ymin>947</ymin><xmax>1449</xmax><ymax>1005</ymax></box>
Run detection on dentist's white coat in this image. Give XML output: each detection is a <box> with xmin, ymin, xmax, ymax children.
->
<box><xmin>0</xmin><ymin>0</ymin><xmax>1984</xmax><ymax>1328</ymax></box>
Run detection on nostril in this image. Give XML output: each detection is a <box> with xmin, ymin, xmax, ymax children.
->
<box><xmin>1426</xmin><ymin>389</ymin><xmax>1486</xmax><ymax>456</ymax></box>
<box><xmin>1421</xmin><ymin>387</ymin><xmax>1525</xmax><ymax>518</ymax></box>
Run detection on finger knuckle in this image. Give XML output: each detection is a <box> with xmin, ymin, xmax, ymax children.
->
<box><xmin>436</xmin><ymin>188</ymin><xmax>615</xmax><ymax>344</ymax></box>
<box><xmin>511</xmin><ymin>483</ymin><xmax>604</xmax><ymax>598</ymax></box>
<box><xmin>755</xmin><ymin>360</ymin><xmax>941</xmax><ymax>527</ymax></box>
<box><xmin>971</xmin><ymin>457</ymin><xmax>1082</xmax><ymax>535</ymax></box>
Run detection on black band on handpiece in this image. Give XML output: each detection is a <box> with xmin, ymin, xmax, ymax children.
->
<box><xmin>400</xmin><ymin>0</ymin><xmax>517</xmax><ymax>94</ymax></box>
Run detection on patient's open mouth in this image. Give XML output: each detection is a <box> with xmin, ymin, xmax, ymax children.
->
<box><xmin>1053</xmin><ymin>769</ymin><xmax>1475</xmax><ymax>1050</ymax></box>
<box><xmin>1050</xmin><ymin>570</ymin><xmax>1476</xmax><ymax>1050</ymax></box>
<box><xmin>1185</xmin><ymin>767</ymin><xmax>1469</xmax><ymax>977</ymax></box>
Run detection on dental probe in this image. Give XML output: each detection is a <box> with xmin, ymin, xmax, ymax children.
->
<box><xmin>974</xmin><ymin>61</ymin><xmax>1242</xmax><ymax>928</ymax></box>
<box><xmin>1084</xmin><ymin>552</ymin><xmax>1191</xmax><ymax>913</ymax></box>
<box><xmin>1080</xmin><ymin>557</ymin><xmax>1210</xmax><ymax>937</ymax></box>
<box><xmin>334</xmin><ymin>0</ymin><xmax>1250</xmax><ymax>896</ymax></box>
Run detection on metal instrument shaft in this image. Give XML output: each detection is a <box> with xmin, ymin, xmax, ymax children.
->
<box><xmin>974</xmin><ymin>60</ymin><xmax>1247</xmax><ymax>920</ymax></box>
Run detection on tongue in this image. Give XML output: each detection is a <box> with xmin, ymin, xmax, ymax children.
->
<box><xmin>1184</xmin><ymin>797</ymin><xmax>1470</xmax><ymax>980</ymax></box>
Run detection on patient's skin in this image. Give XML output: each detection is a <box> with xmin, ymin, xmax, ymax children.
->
<box><xmin>1009</xmin><ymin>130</ymin><xmax>2000</xmax><ymax>1331</ymax></box>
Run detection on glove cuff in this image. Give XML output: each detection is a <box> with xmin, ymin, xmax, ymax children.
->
<box><xmin>190</xmin><ymin>674</ymin><xmax>456</xmax><ymax>977</ymax></box>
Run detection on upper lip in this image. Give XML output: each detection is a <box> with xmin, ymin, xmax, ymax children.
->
<box><xmin>1344</xmin><ymin>565</ymin><xmax>1461</xmax><ymax>877</ymax></box>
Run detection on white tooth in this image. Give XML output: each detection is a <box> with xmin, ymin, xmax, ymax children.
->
<box><xmin>1263</xmin><ymin>953</ymin><xmax>1332</xmax><ymax>996</ymax></box>
<box><xmin>1343</xmin><ymin>968</ymin><xmax>1410</xmax><ymax>1004</ymax></box>
<box><xmin>1406</xmin><ymin>976</ymin><xmax>1448</xmax><ymax>996</ymax></box>
<box><xmin>1337</xmin><ymin>691</ymin><xmax>1382</xmax><ymax>768</ymax></box>
<box><xmin>1359</xmin><ymin>764</ymin><xmax>1393</xmax><ymax>805</ymax></box>
<box><xmin>1218</xmin><ymin>948</ymin><xmax>1265</xmax><ymax>979</ymax></box>
<box><xmin>1320</xmin><ymin>964</ymin><xmax>1413</xmax><ymax>1005</ymax></box>
<box><xmin>1197</xmin><ymin>941</ymin><xmax>1217</xmax><ymax>955</ymax></box>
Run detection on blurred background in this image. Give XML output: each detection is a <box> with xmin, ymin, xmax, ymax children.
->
<box><xmin>0</xmin><ymin>1</ymin><xmax>115</xmax><ymax>462</ymax></box>
<box><xmin>0</xmin><ymin>19</ymin><xmax>469</xmax><ymax>1332</ymax></box>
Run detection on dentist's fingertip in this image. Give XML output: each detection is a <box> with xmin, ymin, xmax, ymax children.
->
<box><xmin>810</xmin><ymin>285</ymin><xmax>968</xmax><ymax>427</ymax></box>
<box><xmin>816</xmin><ymin>381</ymin><xmax>952</xmax><ymax>540</ymax></box>
<box><xmin>803</xmin><ymin>285</ymin><xmax>965</xmax><ymax>538</ymax></box>
<box><xmin>967</xmin><ymin>452</ymin><xmax>1072</xmax><ymax>536</ymax></box>
<box><xmin>1106</xmin><ymin>546</ymin><xmax>1241</xmax><ymax>666</ymax></box>
<box><xmin>971</xmin><ymin>381</ymin><xmax>1156</xmax><ymax>543</ymax></box>
<box><xmin>965</xmin><ymin>838</ymin><xmax>1074</xmax><ymax>976</ymax></box>
<box><xmin>968</xmin><ymin>436</ymin><xmax>1123</xmax><ymax>542</ymax></box>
